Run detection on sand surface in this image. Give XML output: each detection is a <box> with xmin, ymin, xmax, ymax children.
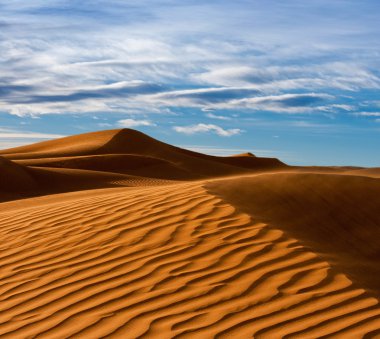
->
<box><xmin>1</xmin><ymin>129</ymin><xmax>379</xmax><ymax>338</ymax></box>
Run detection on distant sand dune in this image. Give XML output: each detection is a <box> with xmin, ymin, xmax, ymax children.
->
<box><xmin>0</xmin><ymin>129</ymin><xmax>285</xmax><ymax>178</ymax></box>
<box><xmin>0</xmin><ymin>129</ymin><xmax>286</xmax><ymax>201</ymax></box>
<box><xmin>0</xmin><ymin>129</ymin><xmax>379</xmax><ymax>338</ymax></box>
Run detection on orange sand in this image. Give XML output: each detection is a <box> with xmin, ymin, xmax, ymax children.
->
<box><xmin>0</xmin><ymin>129</ymin><xmax>379</xmax><ymax>338</ymax></box>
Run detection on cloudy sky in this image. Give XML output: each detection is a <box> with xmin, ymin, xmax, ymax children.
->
<box><xmin>1</xmin><ymin>0</ymin><xmax>379</xmax><ymax>166</ymax></box>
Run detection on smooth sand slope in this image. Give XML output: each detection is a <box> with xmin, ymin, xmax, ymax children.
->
<box><xmin>0</xmin><ymin>129</ymin><xmax>379</xmax><ymax>338</ymax></box>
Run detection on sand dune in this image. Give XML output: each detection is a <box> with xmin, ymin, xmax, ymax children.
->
<box><xmin>0</xmin><ymin>129</ymin><xmax>286</xmax><ymax>200</ymax></box>
<box><xmin>0</xmin><ymin>129</ymin><xmax>379</xmax><ymax>338</ymax></box>
<box><xmin>1</xmin><ymin>129</ymin><xmax>285</xmax><ymax>177</ymax></box>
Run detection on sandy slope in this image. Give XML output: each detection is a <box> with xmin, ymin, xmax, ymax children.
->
<box><xmin>0</xmin><ymin>129</ymin><xmax>379</xmax><ymax>338</ymax></box>
<box><xmin>207</xmin><ymin>173</ymin><xmax>380</xmax><ymax>298</ymax></box>
<box><xmin>1</xmin><ymin>181</ymin><xmax>379</xmax><ymax>338</ymax></box>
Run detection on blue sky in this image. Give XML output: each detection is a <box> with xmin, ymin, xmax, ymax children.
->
<box><xmin>0</xmin><ymin>0</ymin><xmax>379</xmax><ymax>166</ymax></box>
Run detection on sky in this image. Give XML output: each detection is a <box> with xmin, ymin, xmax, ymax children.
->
<box><xmin>0</xmin><ymin>0</ymin><xmax>379</xmax><ymax>166</ymax></box>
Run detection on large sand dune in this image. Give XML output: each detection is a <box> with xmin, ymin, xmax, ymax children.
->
<box><xmin>0</xmin><ymin>129</ymin><xmax>379</xmax><ymax>338</ymax></box>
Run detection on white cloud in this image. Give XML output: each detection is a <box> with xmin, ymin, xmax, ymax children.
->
<box><xmin>144</xmin><ymin>86</ymin><xmax>260</xmax><ymax>106</ymax></box>
<box><xmin>138</xmin><ymin>89</ymin><xmax>334</xmax><ymax>114</ymax></box>
<box><xmin>97</xmin><ymin>123</ymin><xmax>112</xmax><ymax>128</ymax></box>
<box><xmin>0</xmin><ymin>128</ymin><xmax>65</xmax><ymax>139</ymax></box>
<box><xmin>205</xmin><ymin>112</ymin><xmax>232</xmax><ymax>120</ymax></box>
<box><xmin>195</xmin><ymin>64</ymin><xmax>380</xmax><ymax>92</ymax></box>
<box><xmin>173</xmin><ymin>123</ymin><xmax>242</xmax><ymax>137</ymax></box>
<box><xmin>195</xmin><ymin>66</ymin><xmax>264</xmax><ymax>86</ymax></box>
<box><xmin>208</xmin><ymin>93</ymin><xmax>334</xmax><ymax>113</ymax></box>
<box><xmin>0</xmin><ymin>0</ymin><xmax>379</xmax><ymax>121</ymax></box>
<box><xmin>329</xmin><ymin>104</ymin><xmax>354</xmax><ymax>111</ymax></box>
<box><xmin>290</xmin><ymin>121</ymin><xmax>333</xmax><ymax>128</ymax></box>
<box><xmin>353</xmin><ymin>112</ymin><xmax>380</xmax><ymax>117</ymax></box>
<box><xmin>117</xmin><ymin>118</ymin><xmax>156</xmax><ymax>128</ymax></box>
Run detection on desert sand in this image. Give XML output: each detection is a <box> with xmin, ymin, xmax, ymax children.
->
<box><xmin>0</xmin><ymin>128</ymin><xmax>379</xmax><ymax>338</ymax></box>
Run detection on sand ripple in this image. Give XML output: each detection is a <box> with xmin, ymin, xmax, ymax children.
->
<box><xmin>0</xmin><ymin>182</ymin><xmax>379</xmax><ymax>338</ymax></box>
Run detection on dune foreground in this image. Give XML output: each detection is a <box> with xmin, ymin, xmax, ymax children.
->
<box><xmin>0</xmin><ymin>129</ymin><xmax>379</xmax><ymax>338</ymax></box>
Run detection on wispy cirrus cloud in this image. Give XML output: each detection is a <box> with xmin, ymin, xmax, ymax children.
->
<box><xmin>143</xmin><ymin>87</ymin><xmax>260</xmax><ymax>107</ymax></box>
<box><xmin>195</xmin><ymin>64</ymin><xmax>380</xmax><ymax>91</ymax></box>
<box><xmin>353</xmin><ymin>112</ymin><xmax>380</xmax><ymax>117</ymax></box>
<box><xmin>205</xmin><ymin>112</ymin><xmax>232</xmax><ymax>120</ymax></box>
<box><xmin>173</xmin><ymin>124</ymin><xmax>242</xmax><ymax>137</ymax></box>
<box><xmin>206</xmin><ymin>93</ymin><xmax>334</xmax><ymax>113</ymax></box>
<box><xmin>5</xmin><ymin>81</ymin><xmax>164</xmax><ymax>105</ymax></box>
<box><xmin>0</xmin><ymin>0</ymin><xmax>379</xmax><ymax>119</ymax></box>
<box><xmin>117</xmin><ymin>118</ymin><xmax>156</xmax><ymax>128</ymax></box>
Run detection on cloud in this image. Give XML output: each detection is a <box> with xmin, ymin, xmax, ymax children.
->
<box><xmin>0</xmin><ymin>128</ymin><xmax>65</xmax><ymax>139</ymax></box>
<box><xmin>0</xmin><ymin>0</ymin><xmax>379</xmax><ymax>126</ymax></box>
<box><xmin>289</xmin><ymin>121</ymin><xmax>334</xmax><ymax>129</ymax></box>
<box><xmin>205</xmin><ymin>112</ymin><xmax>232</xmax><ymax>120</ymax></box>
<box><xmin>173</xmin><ymin>124</ymin><xmax>242</xmax><ymax>137</ymax></box>
<box><xmin>97</xmin><ymin>123</ymin><xmax>113</xmax><ymax>128</ymax></box>
<box><xmin>353</xmin><ymin>112</ymin><xmax>380</xmax><ymax>117</ymax></box>
<box><xmin>209</xmin><ymin>93</ymin><xmax>334</xmax><ymax>113</ymax></box>
<box><xmin>252</xmin><ymin>93</ymin><xmax>332</xmax><ymax>107</ymax></box>
<box><xmin>372</xmin><ymin>101</ymin><xmax>380</xmax><ymax>108</ymax></box>
<box><xmin>146</xmin><ymin>87</ymin><xmax>260</xmax><ymax>107</ymax></box>
<box><xmin>329</xmin><ymin>104</ymin><xmax>354</xmax><ymax>111</ymax></box>
<box><xmin>195</xmin><ymin>66</ymin><xmax>290</xmax><ymax>87</ymax></box>
<box><xmin>141</xmin><ymin>89</ymin><xmax>334</xmax><ymax>113</ymax></box>
<box><xmin>195</xmin><ymin>64</ymin><xmax>380</xmax><ymax>91</ymax></box>
<box><xmin>5</xmin><ymin>81</ymin><xmax>164</xmax><ymax>104</ymax></box>
<box><xmin>117</xmin><ymin>118</ymin><xmax>156</xmax><ymax>128</ymax></box>
<box><xmin>0</xmin><ymin>84</ymin><xmax>34</xmax><ymax>97</ymax></box>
